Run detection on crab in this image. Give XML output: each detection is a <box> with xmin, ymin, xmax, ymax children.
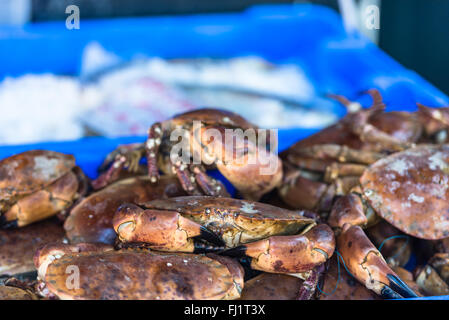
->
<box><xmin>279</xmin><ymin>90</ymin><xmax>424</xmax><ymax>212</ymax></box>
<box><xmin>64</xmin><ymin>175</ymin><xmax>192</xmax><ymax>245</ymax></box>
<box><xmin>0</xmin><ymin>218</ymin><xmax>65</xmax><ymax>279</ymax></box>
<box><xmin>92</xmin><ymin>108</ymin><xmax>283</xmax><ymax>201</ymax></box>
<box><xmin>0</xmin><ymin>150</ymin><xmax>89</xmax><ymax>228</ymax></box>
<box><xmin>34</xmin><ymin>242</ymin><xmax>244</xmax><ymax>300</ymax></box>
<box><xmin>326</xmin><ymin>143</ymin><xmax>449</xmax><ymax>298</ymax></box>
<box><xmin>0</xmin><ymin>284</ymin><xmax>38</xmax><ymax>300</ymax></box>
<box><xmin>112</xmin><ymin>196</ymin><xmax>335</xmax><ymax>298</ymax></box>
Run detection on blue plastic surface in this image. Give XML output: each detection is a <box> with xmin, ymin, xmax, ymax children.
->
<box><xmin>0</xmin><ymin>4</ymin><xmax>448</xmax><ymax>112</ymax></box>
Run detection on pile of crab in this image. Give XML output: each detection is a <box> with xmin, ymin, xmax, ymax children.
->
<box><xmin>2</xmin><ymin>92</ymin><xmax>449</xmax><ymax>300</ymax></box>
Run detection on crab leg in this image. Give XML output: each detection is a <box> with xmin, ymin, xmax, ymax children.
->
<box><xmin>337</xmin><ymin>224</ymin><xmax>418</xmax><ymax>299</ymax></box>
<box><xmin>288</xmin><ymin>145</ymin><xmax>383</xmax><ymax>165</ymax></box>
<box><xmin>324</xmin><ymin>163</ymin><xmax>367</xmax><ymax>182</ymax></box>
<box><xmin>91</xmin><ymin>155</ymin><xmax>127</xmax><ymax>190</ymax></box>
<box><xmin>145</xmin><ymin>123</ymin><xmax>162</xmax><ymax>183</ymax></box>
<box><xmin>329</xmin><ymin>91</ymin><xmax>410</xmax><ymax>151</ymax></box>
<box><xmin>190</xmin><ymin>164</ymin><xmax>225</xmax><ymax>196</ymax></box>
<box><xmin>221</xmin><ymin>224</ymin><xmax>335</xmax><ymax>274</ymax></box>
<box><xmin>113</xmin><ymin>203</ymin><xmax>225</xmax><ymax>252</ymax></box>
<box><xmin>171</xmin><ymin>160</ymin><xmax>201</xmax><ymax>195</ymax></box>
<box><xmin>97</xmin><ymin>143</ymin><xmax>145</xmax><ymax>173</ymax></box>
<box><xmin>285</xmin><ymin>156</ymin><xmax>367</xmax><ymax>182</ymax></box>
<box><xmin>364</xmin><ymin>89</ymin><xmax>385</xmax><ymax>107</ymax></box>
<box><xmin>328</xmin><ymin>193</ymin><xmax>368</xmax><ymax>229</ymax></box>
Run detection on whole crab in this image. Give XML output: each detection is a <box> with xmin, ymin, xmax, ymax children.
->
<box><xmin>112</xmin><ymin>196</ymin><xmax>335</xmax><ymax>298</ymax></box>
<box><xmin>93</xmin><ymin>108</ymin><xmax>283</xmax><ymax>201</ymax></box>
<box><xmin>0</xmin><ymin>150</ymin><xmax>89</xmax><ymax>228</ymax></box>
<box><xmin>34</xmin><ymin>243</ymin><xmax>244</xmax><ymax>300</ymax></box>
<box><xmin>327</xmin><ymin>144</ymin><xmax>449</xmax><ymax>298</ymax></box>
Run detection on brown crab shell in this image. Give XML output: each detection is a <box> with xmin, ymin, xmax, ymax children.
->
<box><xmin>139</xmin><ymin>196</ymin><xmax>316</xmax><ymax>247</ymax></box>
<box><xmin>360</xmin><ymin>144</ymin><xmax>449</xmax><ymax>240</ymax></box>
<box><xmin>39</xmin><ymin>247</ymin><xmax>244</xmax><ymax>300</ymax></box>
<box><xmin>0</xmin><ymin>150</ymin><xmax>75</xmax><ymax>206</ymax></box>
<box><xmin>0</xmin><ymin>285</ymin><xmax>38</xmax><ymax>300</ymax></box>
<box><xmin>64</xmin><ymin>176</ymin><xmax>186</xmax><ymax>244</ymax></box>
<box><xmin>0</xmin><ymin>218</ymin><xmax>65</xmax><ymax>276</ymax></box>
<box><xmin>366</xmin><ymin>220</ymin><xmax>411</xmax><ymax>268</ymax></box>
<box><xmin>415</xmin><ymin>253</ymin><xmax>449</xmax><ymax>296</ymax></box>
<box><xmin>239</xmin><ymin>273</ymin><xmax>303</xmax><ymax>300</ymax></box>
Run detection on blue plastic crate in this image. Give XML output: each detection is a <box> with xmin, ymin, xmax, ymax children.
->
<box><xmin>1</xmin><ymin>4</ymin><xmax>448</xmax><ymax>299</ymax></box>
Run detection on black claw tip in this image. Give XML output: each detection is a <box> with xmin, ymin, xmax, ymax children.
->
<box><xmin>0</xmin><ymin>216</ymin><xmax>17</xmax><ymax>229</ymax></box>
<box><xmin>380</xmin><ymin>286</ymin><xmax>403</xmax><ymax>300</ymax></box>
<box><xmin>387</xmin><ymin>274</ymin><xmax>419</xmax><ymax>298</ymax></box>
<box><xmin>193</xmin><ymin>241</ymin><xmax>224</xmax><ymax>254</ymax></box>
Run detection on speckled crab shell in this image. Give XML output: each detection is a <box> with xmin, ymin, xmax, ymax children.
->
<box><xmin>35</xmin><ymin>243</ymin><xmax>244</xmax><ymax>300</ymax></box>
<box><xmin>137</xmin><ymin>196</ymin><xmax>316</xmax><ymax>247</ymax></box>
<box><xmin>360</xmin><ymin>144</ymin><xmax>449</xmax><ymax>240</ymax></box>
<box><xmin>0</xmin><ymin>150</ymin><xmax>75</xmax><ymax>205</ymax></box>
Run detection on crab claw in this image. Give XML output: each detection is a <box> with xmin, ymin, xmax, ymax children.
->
<box><xmin>221</xmin><ymin>224</ymin><xmax>335</xmax><ymax>274</ymax></box>
<box><xmin>113</xmin><ymin>203</ymin><xmax>225</xmax><ymax>252</ymax></box>
<box><xmin>337</xmin><ymin>224</ymin><xmax>418</xmax><ymax>299</ymax></box>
